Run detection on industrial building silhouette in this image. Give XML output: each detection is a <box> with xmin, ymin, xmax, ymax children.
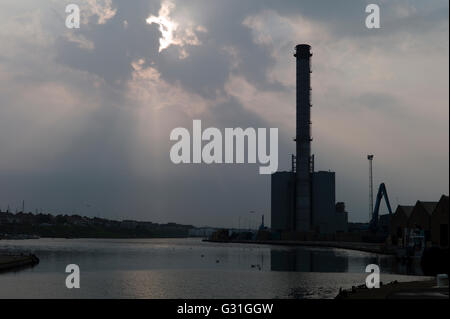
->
<box><xmin>271</xmin><ymin>45</ymin><xmax>348</xmax><ymax>237</ymax></box>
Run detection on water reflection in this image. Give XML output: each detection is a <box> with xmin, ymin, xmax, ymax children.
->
<box><xmin>0</xmin><ymin>239</ymin><xmax>427</xmax><ymax>298</ymax></box>
<box><xmin>271</xmin><ymin>249</ymin><xmax>348</xmax><ymax>272</ymax></box>
<box><xmin>0</xmin><ymin>238</ymin><xmax>423</xmax><ymax>275</ymax></box>
<box><xmin>270</xmin><ymin>247</ymin><xmax>422</xmax><ymax>275</ymax></box>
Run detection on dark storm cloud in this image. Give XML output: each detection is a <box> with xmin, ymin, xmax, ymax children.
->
<box><xmin>55</xmin><ymin>1</ymin><xmax>161</xmax><ymax>87</ymax></box>
<box><xmin>54</xmin><ymin>0</ymin><xmax>288</xmax><ymax>97</ymax></box>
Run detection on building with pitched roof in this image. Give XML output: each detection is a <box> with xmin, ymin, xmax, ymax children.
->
<box><xmin>431</xmin><ymin>195</ymin><xmax>449</xmax><ymax>247</ymax></box>
<box><xmin>407</xmin><ymin>201</ymin><xmax>438</xmax><ymax>242</ymax></box>
<box><xmin>390</xmin><ymin>205</ymin><xmax>414</xmax><ymax>246</ymax></box>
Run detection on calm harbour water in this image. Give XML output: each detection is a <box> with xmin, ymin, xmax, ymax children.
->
<box><xmin>0</xmin><ymin>238</ymin><xmax>428</xmax><ymax>299</ymax></box>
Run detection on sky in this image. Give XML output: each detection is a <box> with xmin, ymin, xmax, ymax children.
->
<box><xmin>0</xmin><ymin>0</ymin><xmax>448</xmax><ymax>227</ymax></box>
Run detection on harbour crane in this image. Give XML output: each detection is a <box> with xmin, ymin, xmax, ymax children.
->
<box><xmin>369</xmin><ymin>183</ymin><xmax>393</xmax><ymax>233</ymax></box>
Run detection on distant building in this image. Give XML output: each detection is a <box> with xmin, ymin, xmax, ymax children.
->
<box><xmin>271</xmin><ymin>170</ymin><xmax>348</xmax><ymax>235</ymax></box>
<box><xmin>407</xmin><ymin>201</ymin><xmax>438</xmax><ymax>242</ymax></box>
<box><xmin>271</xmin><ymin>45</ymin><xmax>349</xmax><ymax>237</ymax></box>
<box><xmin>431</xmin><ymin>195</ymin><xmax>449</xmax><ymax>247</ymax></box>
<box><xmin>271</xmin><ymin>172</ymin><xmax>295</xmax><ymax>233</ymax></box>
<box><xmin>188</xmin><ymin>227</ymin><xmax>216</xmax><ymax>238</ymax></box>
<box><xmin>390</xmin><ymin>205</ymin><xmax>414</xmax><ymax>246</ymax></box>
<box><xmin>378</xmin><ymin>214</ymin><xmax>390</xmax><ymax>235</ymax></box>
<box><xmin>348</xmin><ymin>222</ymin><xmax>368</xmax><ymax>233</ymax></box>
<box><xmin>120</xmin><ymin>220</ymin><xmax>138</xmax><ymax>229</ymax></box>
<box><xmin>0</xmin><ymin>212</ymin><xmax>6</xmax><ymax>225</ymax></box>
<box><xmin>210</xmin><ymin>229</ymin><xmax>229</xmax><ymax>241</ymax></box>
<box><xmin>335</xmin><ymin>202</ymin><xmax>349</xmax><ymax>233</ymax></box>
<box><xmin>311</xmin><ymin>171</ymin><xmax>335</xmax><ymax>234</ymax></box>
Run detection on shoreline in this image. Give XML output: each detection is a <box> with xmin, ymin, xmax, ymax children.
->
<box><xmin>0</xmin><ymin>254</ymin><xmax>40</xmax><ymax>273</ymax></box>
<box><xmin>203</xmin><ymin>239</ymin><xmax>396</xmax><ymax>255</ymax></box>
<box><xmin>336</xmin><ymin>278</ymin><xmax>448</xmax><ymax>299</ymax></box>
<box><xmin>0</xmin><ymin>235</ymin><xmax>192</xmax><ymax>240</ymax></box>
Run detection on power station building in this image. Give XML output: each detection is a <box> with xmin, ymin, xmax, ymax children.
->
<box><xmin>271</xmin><ymin>44</ymin><xmax>348</xmax><ymax>235</ymax></box>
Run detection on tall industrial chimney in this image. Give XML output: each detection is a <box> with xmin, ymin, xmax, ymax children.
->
<box><xmin>294</xmin><ymin>44</ymin><xmax>312</xmax><ymax>231</ymax></box>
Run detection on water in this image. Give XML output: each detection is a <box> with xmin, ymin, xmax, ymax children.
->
<box><xmin>0</xmin><ymin>238</ymin><xmax>428</xmax><ymax>299</ymax></box>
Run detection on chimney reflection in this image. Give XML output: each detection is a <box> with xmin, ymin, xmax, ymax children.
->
<box><xmin>270</xmin><ymin>249</ymin><xmax>349</xmax><ymax>272</ymax></box>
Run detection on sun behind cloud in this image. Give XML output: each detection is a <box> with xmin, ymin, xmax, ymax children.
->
<box><xmin>146</xmin><ymin>0</ymin><xmax>206</xmax><ymax>59</ymax></box>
